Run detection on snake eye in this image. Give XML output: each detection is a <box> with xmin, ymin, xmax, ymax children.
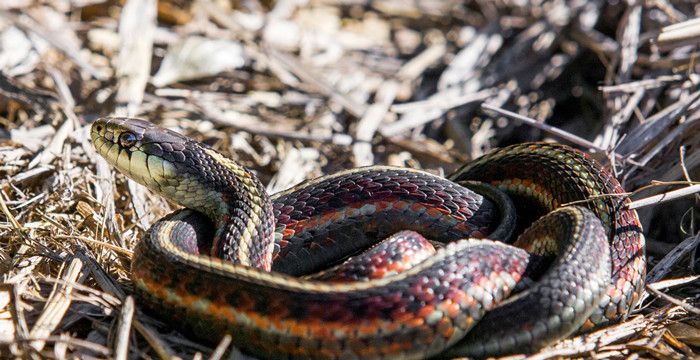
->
<box><xmin>119</xmin><ymin>132</ymin><xmax>137</xmax><ymax>147</ymax></box>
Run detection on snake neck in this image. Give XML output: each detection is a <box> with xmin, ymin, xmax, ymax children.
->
<box><xmin>197</xmin><ymin>147</ymin><xmax>276</xmax><ymax>270</ymax></box>
<box><xmin>141</xmin><ymin>142</ymin><xmax>276</xmax><ymax>270</ymax></box>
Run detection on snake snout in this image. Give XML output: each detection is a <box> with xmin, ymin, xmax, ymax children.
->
<box><xmin>91</xmin><ymin>116</ymin><xmax>180</xmax><ymax>196</ymax></box>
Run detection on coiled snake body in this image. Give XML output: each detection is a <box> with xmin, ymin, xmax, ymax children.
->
<box><xmin>91</xmin><ymin>117</ymin><xmax>645</xmax><ymax>359</ymax></box>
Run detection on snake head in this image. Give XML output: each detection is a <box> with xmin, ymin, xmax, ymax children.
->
<box><xmin>90</xmin><ymin>117</ymin><xmax>265</xmax><ymax>227</ymax></box>
<box><xmin>91</xmin><ymin>117</ymin><xmax>188</xmax><ymax>187</ymax></box>
<box><xmin>91</xmin><ymin>117</ymin><xmax>213</xmax><ymax>211</ymax></box>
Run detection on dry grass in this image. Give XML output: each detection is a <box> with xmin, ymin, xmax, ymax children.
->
<box><xmin>0</xmin><ymin>0</ymin><xmax>699</xmax><ymax>358</ymax></box>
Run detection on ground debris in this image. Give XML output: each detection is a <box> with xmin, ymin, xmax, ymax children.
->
<box><xmin>0</xmin><ymin>0</ymin><xmax>699</xmax><ymax>358</ymax></box>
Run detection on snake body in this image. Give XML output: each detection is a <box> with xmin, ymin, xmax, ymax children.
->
<box><xmin>91</xmin><ymin>117</ymin><xmax>645</xmax><ymax>359</ymax></box>
<box><xmin>446</xmin><ymin>143</ymin><xmax>646</xmax><ymax>356</ymax></box>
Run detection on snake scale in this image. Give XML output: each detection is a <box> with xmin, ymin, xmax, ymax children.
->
<box><xmin>91</xmin><ymin>117</ymin><xmax>645</xmax><ymax>359</ymax></box>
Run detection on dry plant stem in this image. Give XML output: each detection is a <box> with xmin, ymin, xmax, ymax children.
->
<box><xmin>353</xmin><ymin>81</ymin><xmax>399</xmax><ymax>166</ymax></box>
<box><xmin>48</xmin><ymin>68</ymin><xmax>75</xmax><ymax>110</ymax></box>
<box><xmin>656</xmin><ymin>17</ymin><xmax>700</xmax><ymax>50</ymax></box>
<box><xmin>27</xmin><ymin>69</ymin><xmax>80</xmax><ymax>171</ymax></box>
<box><xmin>28</xmin><ymin>258</ymin><xmax>84</xmax><ymax>352</ymax></box>
<box><xmin>2</xmin><ymin>336</ymin><xmax>112</xmax><ymax>355</ymax></box>
<box><xmin>380</xmin><ymin>88</ymin><xmax>496</xmax><ymax>137</ymax></box>
<box><xmin>523</xmin><ymin>305</ymin><xmax>687</xmax><ymax>360</ymax></box>
<box><xmin>200</xmin><ymin>0</ymin><xmax>250</xmax><ymax>41</ymax></box>
<box><xmin>390</xmin><ymin>89</ymin><xmax>495</xmax><ymax>114</ymax></box>
<box><xmin>633</xmin><ymin>115</ymin><xmax>700</xmax><ymax>168</ymax></box>
<box><xmin>599</xmin><ymin>74</ymin><xmax>691</xmax><ymax>94</ymax></box>
<box><xmin>652</xmin><ymin>0</ymin><xmax>688</xmax><ymax>22</ymax></box>
<box><xmin>8</xmin><ymin>282</ymin><xmax>29</xmax><ymax>357</ymax></box>
<box><xmin>651</xmin><ymin>146</ymin><xmax>700</xmax><ymax>194</ymax></box>
<box><xmin>27</xmin><ymin>115</ymin><xmax>73</xmax><ymax>169</ymax></box>
<box><xmin>645</xmin><ymin>286</ymin><xmax>700</xmax><ymax>316</ymax></box>
<box><xmin>43</xmin><ymin>278</ymin><xmax>121</xmax><ymax>310</ymax></box>
<box><xmin>4</xmin><ymin>167</ymin><xmax>52</xmax><ymax>186</ymax></box>
<box><xmin>266</xmin><ymin>148</ymin><xmax>320</xmax><ymax>193</ymax></box>
<box><xmin>608</xmin><ymin>88</ymin><xmax>644</xmax><ymax>136</ymax></box>
<box><xmin>0</xmin><ymin>11</ymin><xmax>107</xmax><ymax>80</ymax></box>
<box><xmin>521</xmin><ymin>314</ymin><xmax>649</xmax><ymax>360</ymax></box>
<box><xmin>114</xmin><ymin>0</ymin><xmax>157</xmax><ymax>116</ymax></box>
<box><xmin>74</xmin><ymin>247</ymin><xmax>125</xmax><ymax>303</ymax></box>
<box><xmin>679</xmin><ymin>147</ymin><xmax>693</xmax><ymax>183</ymax></box>
<box><xmin>626</xmin><ymin>184</ymin><xmax>700</xmax><ymax>210</ymax></box>
<box><xmin>209</xmin><ymin>335</ymin><xmax>232</xmax><ymax>360</ymax></box>
<box><xmin>0</xmin><ymin>72</ymin><xmax>57</xmax><ymax>110</ymax></box>
<box><xmin>640</xmin><ymin>276</ymin><xmax>700</xmax><ymax>312</ymax></box>
<box><xmin>74</xmin><ymin>249</ymin><xmax>176</xmax><ymax>360</ymax></box>
<box><xmin>646</xmin><ymin>275</ymin><xmax>700</xmax><ymax>292</ymax></box>
<box><xmin>6</xmin><ymin>252</ymin><xmax>43</xmax><ymax>286</ymax></box>
<box><xmin>661</xmin><ymin>331</ymin><xmax>694</xmax><ymax>358</ymax></box>
<box><xmin>127</xmin><ymin>180</ymin><xmax>153</xmax><ymax>231</ymax></box>
<box><xmin>94</xmin><ymin>157</ymin><xmax>124</xmax><ymax>247</ymax></box>
<box><xmin>201</xmin><ymin>105</ymin><xmax>353</xmax><ymax>145</ymax></box>
<box><xmin>387</xmin><ymin>137</ymin><xmax>456</xmax><ymax>164</ymax></box>
<box><xmin>615</xmin><ymin>4</ymin><xmax>641</xmax><ymax>83</ymax></box>
<box><xmin>645</xmin><ymin>232</ymin><xmax>700</xmax><ymax>283</ymax></box>
<box><xmin>570</xmin><ymin>26</ymin><xmax>618</xmax><ymax>57</ymax></box>
<box><xmin>114</xmin><ymin>296</ymin><xmax>135</xmax><ymax>360</ymax></box>
<box><xmin>0</xmin><ymin>284</ymin><xmax>16</xmax><ymax>342</ymax></box>
<box><xmin>617</xmin><ymin>89</ymin><xmax>700</xmax><ymax>156</ymax></box>
<box><xmin>0</xmin><ymin>190</ymin><xmax>24</xmax><ymax>241</ymax></box>
<box><xmin>132</xmin><ymin>321</ymin><xmax>180</xmax><ymax>360</ymax></box>
<box><xmin>396</xmin><ymin>42</ymin><xmax>447</xmax><ymax>81</ymax></box>
<box><xmin>481</xmin><ymin>103</ymin><xmax>612</xmax><ymax>153</ymax></box>
<box><xmin>266</xmin><ymin>48</ymin><xmax>367</xmax><ymax>118</ymax></box>
<box><xmin>350</xmin><ymin>40</ymin><xmax>449</xmax><ymax>161</ymax></box>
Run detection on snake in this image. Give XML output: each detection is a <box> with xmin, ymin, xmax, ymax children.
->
<box><xmin>90</xmin><ymin>117</ymin><xmax>645</xmax><ymax>359</ymax></box>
